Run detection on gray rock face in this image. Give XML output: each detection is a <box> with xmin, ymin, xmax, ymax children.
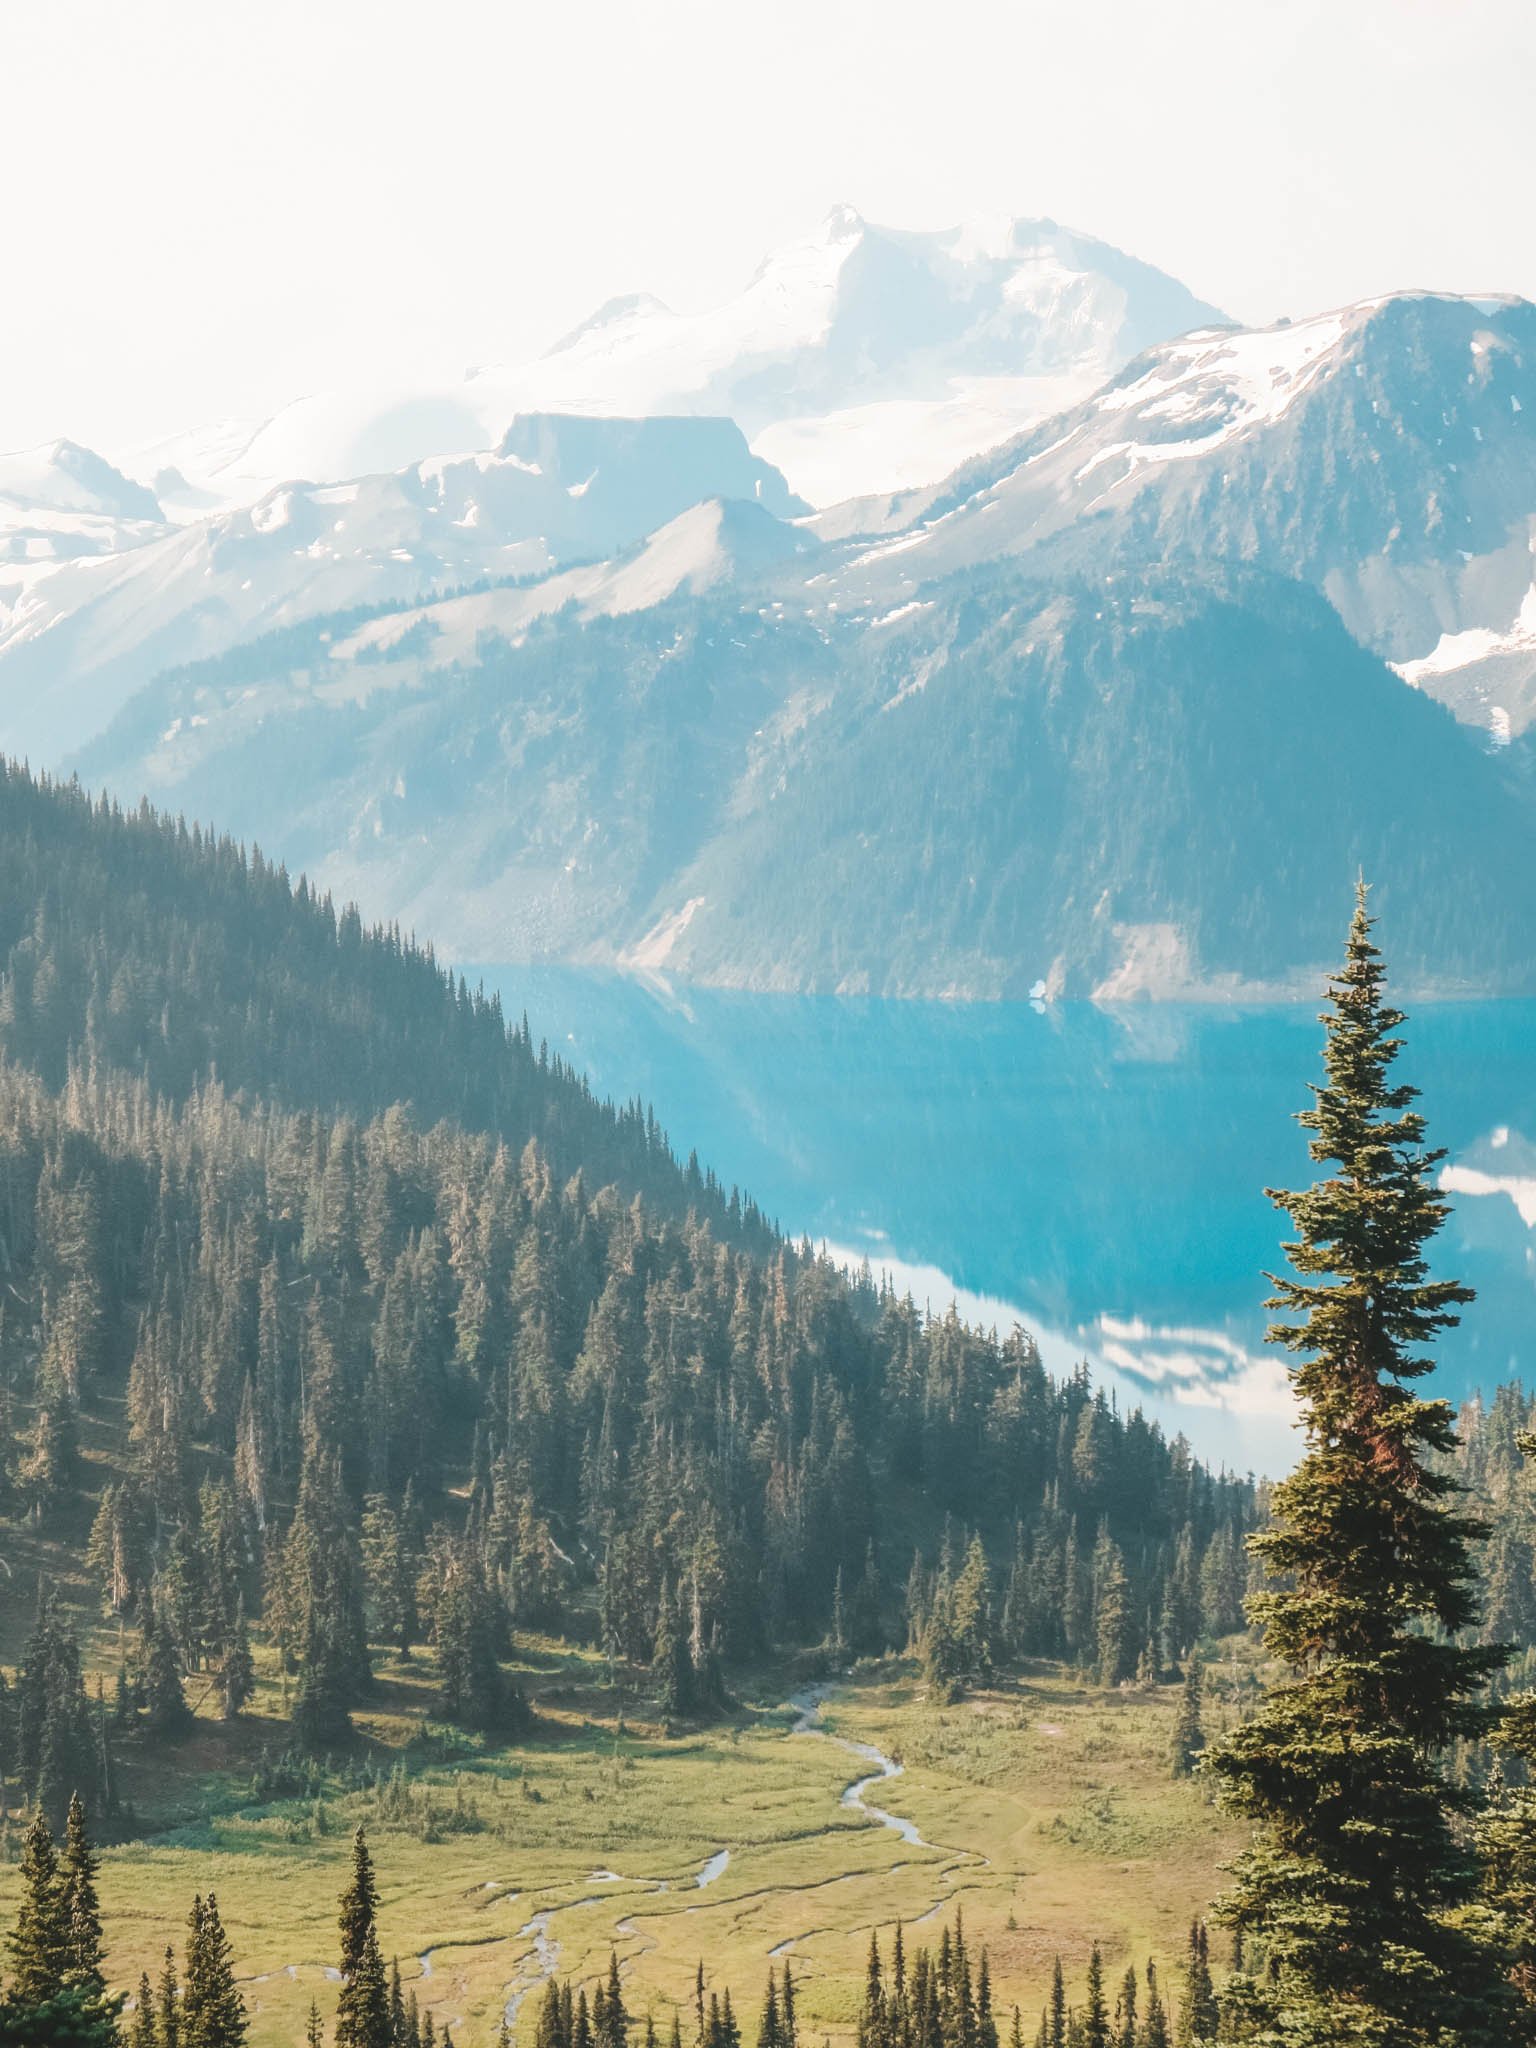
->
<box><xmin>823</xmin><ymin>294</ymin><xmax>1536</xmax><ymax>732</ymax></box>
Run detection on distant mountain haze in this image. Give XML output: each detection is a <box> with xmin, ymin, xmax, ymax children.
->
<box><xmin>10</xmin><ymin>211</ymin><xmax>1536</xmax><ymax>999</ymax></box>
<box><xmin>109</xmin><ymin>208</ymin><xmax>1228</xmax><ymax>510</ymax></box>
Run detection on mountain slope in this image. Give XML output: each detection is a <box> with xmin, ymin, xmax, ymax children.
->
<box><xmin>0</xmin><ymin>439</ymin><xmax>168</xmax><ymax>611</ymax></box>
<box><xmin>0</xmin><ymin>762</ymin><xmax>1254</xmax><ymax>1827</ymax></box>
<box><xmin>655</xmin><ymin>568</ymin><xmax>1536</xmax><ymax>997</ymax></box>
<box><xmin>72</xmin><ymin>507</ymin><xmax>830</xmax><ymax>963</ymax></box>
<box><xmin>823</xmin><ymin>293</ymin><xmax>1536</xmax><ymax>734</ymax></box>
<box><xmin>0</xmin><ymin>415</ymin><xmax>803</xmax><ymax>765</ymax></box>
<box><xmin>0</xmin><ymin>760</ymin><xmax>754</xmax><ymax>1228</ymax></box>
<box><xmin>74</xmin><ymin>555</ymin><xmax>1536</xmax><ymax>997</ymax></box>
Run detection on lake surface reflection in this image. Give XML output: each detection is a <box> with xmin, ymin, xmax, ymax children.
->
<box><xmin>481</xmin><ymin>972</ymin><xmax>1536</xmax><ymax>1473</ymax></box>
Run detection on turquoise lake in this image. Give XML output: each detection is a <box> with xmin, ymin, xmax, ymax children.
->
<box><xmin>482</xmin><ymin>972</ymin><xmax>1536</xmax><ymax>1473</ymax></box>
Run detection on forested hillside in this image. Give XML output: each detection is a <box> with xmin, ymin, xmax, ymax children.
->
<box><xmin>0</xmin><ymin>762</ymin><xmax>766</xmax><ymax>1235</ymax></box>
<box><xmin>0</xmin><ymin>763</ymin><xmax>1256</xmax><ymax>1832</ymax></box>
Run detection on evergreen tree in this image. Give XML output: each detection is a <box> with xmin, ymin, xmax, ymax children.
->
<box><xmin>360</xmin><ymin>1497</ymin><xmax>418</xmax><ymax>1657</ymax></box>
<box><xmin>130</xmin><ymin>1972</ymin><xmax>157</xmax><ymax>2048</ymax></box>
<box><xmin>181</xmin><ymin>1893</ymin><xmax>246</xmax><ymax>2048</ymax></box>
<box><xmin>1079</xmin><ymin>1948</ymin><xmax>1107</xmax><ymax>2048</ymax></box>
<box><xmin>59</xmin><ymin>1793</ymin><xmax>104</xmax><ymax>1994</ymax></box>
<box><xmin>596</xmin><ymin>1952</ymin><xmax>627</xmax><ymax>2048</ymax></box>
<box><xmin>335</xmin><ymin>1827</ymin><xmax>390</xmax><ymax>2048</ymax></box>
<box><xmin>7</xmin><ymin>1808</ymin><xmax>69</xmax><ymax>2004</ymax></box>
<box><xmin>1138</xmin><ymin>1969</ymin><xmax>1169</xmax><ymax>2048</ymax></box>
<box><xmin>1478</xmin><ymin>1687</ymin><xmax>1536</xmax><ymax>2022</ymax></box>
<box><xmin>144</xmin><ymin>1612</ymin><xmax>191</xmax><ymax>1737</ymax></box>
<box><xmin>1205</xmin><ymin>887</ymin><xmax>1513</xmax><ymax>2045</ymax></box>
<box><xmin>1092</xmin><ymin>1532</ymin><xmax>1131</xmax><ymax>1689</ymax></box>
<box><xmin>292</xmin><ymin>1444</ymin><xmax>370</xmax><ymax>1751</ymax></box>
<box><xmin>829</xmin><ymin>1569</ymin><xmax>847</xmax><ymax>1659</ymax></box>
<box><xmin>1113</xmin><ymin>1968</ymin><xmax>1136</xmax><ymax>2048</ymax></box>
<box><xmin>653</xmin><ymin>1578</ymin><xmax>693</xmax><ymax>1721</ymax></box>
<box><xmin>219</xmin><ymin>1597</ymin><xmax>255</xmax><ymax>1722</ymax></box>
<box><xmin>535</xmin><ymin>1980</ymin><xmax>564</xmax><ymax>2048</ymax></box>
<box><xmin>434</xmin><ymin>1544</ymin><xmax>516</xmax><ymax>1731</ymax></box>
<box><xmin>17</xmin><ymin>1594</ymin><xmax>105</xmax><ymax>1830</ymax></box>
<box><xmin>1174</xmin><ymin>1925</ymin><xmax>1215</xmax><ymax>2048</ymax></box>
<box><xmin>0</xmin><ymin>1980</ymin><xmax>124</xmax><ymax>2046</ymax></box>
<box><xmin>951</xmin><ymin>1536</ymin><xmax>994</xmax><ymax>1683</ymax></box>
<box><xmin>157</xmin><ymin>1946</ymin><xmax>179</xmax><ymax>2048</ymax></box>
<box><xmin>1168</xmin><ymin>1659</ymin><xmax>1203</xmax><ymax>1779</ymax></box>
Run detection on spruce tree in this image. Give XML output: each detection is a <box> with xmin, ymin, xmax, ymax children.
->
<box><xmin>1139</xmin><ymin>1970</ymin><xmax>1169</xmax><ymax>2048</ymax></box>
<box><xmin>335</xmin><ymin>1827</ymin><xmax>390</xmax><ymax>2048</ymax></box>
<box><xmin>60</xmin><ymin>1792</ymin><xmax>105</xmax><ymax>1993</ymax></box>
<box><xmin>653</xmin><ymin>1578</ymin><xmax>693</xmax><ymax>1722</ymax></box>
<box><xmin>757</xmin><ymin>1974</ymin><xmax>781</xmax><ymax>2048</ymax></box>
<box><xmin>1113</xmin><ymin>1969</ymin><xmax>1136</xmax><ymax>2048</ymax></box>
<box><xmin>1092</xmin><ymin>1532</ymin><xmax>1131</xmax><ymax>1689</ymax></box>
<box><xmin>1082</xmin><ymin>1948</ymin><xmax>1108</xmax><ymax>2048</ymax></box>
<box><xmin>144</xmin><ymin>1612</ymin><xmax>192</xmax><ymax>1736</ymax></box>
<box><xmin>7</xmin><ymin>1807</ymin><xmax>69</xmax><ymax>2004</ymax></box>
<box><xmin>1478</xmin><ymin>1688</ymin><xmax>1536</xmax><ymax>2020</ymax></box>
<box><xmin>1205</xmin><ymin>886</ymin><xmax>1512</xmax><ymax>2044</ymax></box>
<box><xmin>130</xmin><ymin>1971</ymin><xmax>158</xmax><ymax>2048</ymax></box>
<box><xmin>1046</xmin><ymin>1961</ymin><xmax>1065</xmax><ymax>2048</ymax></box>
<box><xmin>388</xmin><ymin>1960</ymin><xmax>405</xmax><ymax>2048</ymax></box>
<box><xmin>951</xmin><ymin>1536</ymin><xmax>994</xmax><ymax>1682</ymax></box>
<box><xmin>597</xmin><ymin>1952</ymin><xmax>627</xmax><ymax>2048</ymax></box>
<box><xmin>1168</xmin><ymin>1659</ymin><xmax>1203</xmax><ymax>1779</ymax></box>
<box><xmin>181</xmin><ymin>1893</ymin><xmax>247</xmax><ymax>2048</ymax></box>
<box><xmin>0</xmin><ymin>1980</ymin><xmax>124</xmax><ymax>2046</ymax></box>
<box><xmin>18</xmin><ymin>1593</ymin><xmax>104</xmax><ymax>1829</ymax></box>
<box><xmin>219</xmin><ymin>1597</ymin><xmax>255</xmax><ymax>1721</ymax></box>
<box><xmin>1174</xmin><ymin>1923</ymin><xmax>1216</xmax><ymax>2048</ymax></box>
<box><xmin>157</xmin><ymin>1945</ymin><xmax>179</xmax><ymax>2048</ymax></box>
<box><xmin>536</xmin><ymin>1979</ymin><xmax>565</xmax><ymax>2048</ymax></box>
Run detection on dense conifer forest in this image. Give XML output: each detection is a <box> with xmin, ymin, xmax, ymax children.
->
<box><xmin>0</xmin><ymin>765</ymin><xmax>1254</xmax><ymax>1811</ymax></box>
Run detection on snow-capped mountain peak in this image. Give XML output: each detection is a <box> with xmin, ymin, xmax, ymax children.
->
<box><xmin>120</xmin><ymin>208</ymin><xmax>1226</xmax><ymax>514</ymax></box>
<box><xmin>0</xmin><ymin>438</ymin><xmax>163</xmax><ymax>523</ymax></box>
<box><xmin>0</xmin><ymin>438</ymin><xmax>167</xmax><ymax>601</ymax></box>
<box><xmin>820</xmin><ymin>290</ymin><xmax>1536</xmax><ymax>738</ymax></box>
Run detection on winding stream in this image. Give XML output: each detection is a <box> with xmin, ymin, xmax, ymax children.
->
<box><xmin>790</xmin><ymin>1689</ymin><xmax>929</xmax><ymax>1848</ymax></box>
<box><xmin>228</xmin><ymin>1687</ymin><xmax>938</xmax><ymax>2033</ymax></box>
<box><xmin>241</xmin><ymin>1691</ymin><xmax>930</xmax><ymax>2032</ymax></box>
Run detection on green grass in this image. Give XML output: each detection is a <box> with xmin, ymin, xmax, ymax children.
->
<box><xmin>0</xmin><ymin>1634</ymin><xmax>1249</xmax><ymax>2048</ymax></box>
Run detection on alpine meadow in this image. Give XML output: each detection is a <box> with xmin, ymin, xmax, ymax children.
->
<box><xmin>5</xmin><ymin>7</ymin><xmax>1536</xmax><ymax>2046</ymax></box>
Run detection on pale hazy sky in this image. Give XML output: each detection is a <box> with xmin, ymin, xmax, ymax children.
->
<box><xmin>6</xmin><ymin>0</ymin><xmax>1534</xmax><ymax>456</ymax></box>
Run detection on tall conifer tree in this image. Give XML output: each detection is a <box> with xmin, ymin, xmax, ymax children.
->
<box><xmin>1206</xmin><ymin>885</ymin><xmax>1512</xmax><ymax>2044</ymax></box>
<box><xmin>60</xmin><ymin>1792</ymin><xmax>105</xmax><ymax>1993</ymax></box>
<box><xmin>1169</xmin><ymin>1659</ymin><xmax>1204</xmax><ymax>1779</ymax></box>
<box><xmin>181</xmin><ymin>1893</ymin><xmax>246</xmax><ymax>2048</ymax></box>
<box><xmin>6</xmin><ymin>1808</ymin><xmax>69</xmax><ymax>2004</ymax></box>
<box><xmin>335</xmin><ymin>1827</ymin><xmax>390</xmax><ymax>2048</ymax></box>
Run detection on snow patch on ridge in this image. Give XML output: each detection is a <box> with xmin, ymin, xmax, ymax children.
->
<box><xmin>1397</xmin><ymin>573</ymin><xmax>1536</xmax><ymax>683</ymax></box>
